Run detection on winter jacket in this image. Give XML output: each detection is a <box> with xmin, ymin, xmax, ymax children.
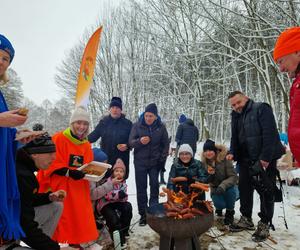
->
<box><xmin>16</xmin><ymin>148</ymin><xmax>60</xmax><ymax>250</ymax></box>
<box><xmin>201</xmin><ymin>144</ymin><xmax>238</xmax><ymax>193</ymax></box>
<box><xmin>288</xmin><ymin>73</ymin><xmax>300</xmax><ymax>164</ymax></box>
<box><xmin>92</xmin><ymin>177</ymin><xmax>128</xmax><ymax>212</ymax></box>
<box><xmin>229</xmin><ymin>99</ymin><xmax>285</xmax><ymax>163</ymax></box>
<box><xmin>167</xmin><ymin>159</ymin><xmax>208</xmax><ymax>194</ymax></box>
<box><xmin>129</xmin><ymin>117</ymin><xmax>169</xmax><ymax>168</ymax></box>
<box><xmin>88</xmin><ymin>114</ymin><xmax>132</xmax><ymax>170</ymax></box>
<box><xmin>175</xmin><ymin>119</ymin><xmax>199</xmax><ymax>153</ymax></box>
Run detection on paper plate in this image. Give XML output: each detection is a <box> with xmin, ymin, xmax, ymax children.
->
<box><xmin>78</xmin><ymin>161</ymin><xmax>112</xmax><ymax>182</ymax></box>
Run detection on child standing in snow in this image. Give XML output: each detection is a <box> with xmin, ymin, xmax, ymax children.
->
<box><xmin>91</xmin><ymin>159</ymin><xmax>132</xmax><ymax>248</ymax></box>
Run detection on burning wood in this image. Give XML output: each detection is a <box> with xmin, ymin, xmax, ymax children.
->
<box><xmin>161</xmin><ymin>181</ymin><xmax>213</xmax><ymax>219</ymax></box>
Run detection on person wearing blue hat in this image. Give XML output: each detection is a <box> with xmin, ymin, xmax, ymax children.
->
<box><xmin>175</xmin><ymin>116</ymin><xmax>199</xmax><ymax>155</ymax></box>
<box><xmin>0</xmin><ymin>35</ymin><xmax>28</xmax><ymax>246</ymax></box>
<box><xmin>129</xmin><ymin>103</ymin><xmax>169</xmax><ymax>226</ymax></box>
<box><xmin>88</xmin><ymin>97</ymin><xmax>132</xmax><ymax>179</ymax></box>
<box><xmin>178</xmin><ymin>114</ymin><xmax>187</xmax><ymax>124</ymax></box>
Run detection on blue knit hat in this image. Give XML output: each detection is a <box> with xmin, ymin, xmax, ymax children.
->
<box><xmin>109</xmin><ymin>97</ymin><xmax>122</xmax><ymax>110</ymax></box>
<box><xmin>179</xmin><ymin>114</ymin><xmax>187</xmax><ymax>124</ymax></box>
<box><xmin>93</xmin><ymin>148</ymin><xmax>108</xmax><ymax>162</ymax></box>
<box><xmin>145</xmin><ymin>103</ymin><xmax>158</xmax><ymax>116</ymax></box>
<box><xmin>0</xmin><ymin>34</ymin><xmax>15</xmax><ymax>63</ymax></box>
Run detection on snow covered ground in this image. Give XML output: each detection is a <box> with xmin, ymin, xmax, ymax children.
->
<box><xmin>123</xmin><ymin>151</ymin><xmax>300</xmax><ymax>250</ymax></box>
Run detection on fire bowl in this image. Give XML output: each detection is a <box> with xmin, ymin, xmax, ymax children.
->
<box><xmin>147</xmin><ymin>203</ymin><xmax>214</xmax><ymax>240</ymax></box>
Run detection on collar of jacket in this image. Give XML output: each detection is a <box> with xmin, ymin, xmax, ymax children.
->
<box><xmin>63</xmin><ymin>127</ymin><xmax>88</xmax><ymax>145</ymax></box>
<box><xmin>16</xmin><ymin>148</ymin><xmax>38</xmax><ymax>173</ymax></box>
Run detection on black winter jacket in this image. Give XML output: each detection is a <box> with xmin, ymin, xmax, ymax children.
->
<box><xmin>129</xmin><ymin>118</ymin><xmax>169</xmax><ymax>168</ymax></box>
<box><xmin>175</xmin><ymin>119</ymin><xmax>199</xmax><ymax>153</ymax></box>
<box><xmin>88</xmin><ymin>114</ymin><xmax>132</xmax><ymax>169</ymax></box>
<box><xmin>229</xmin><ymin>99</ymin><xmax>285</xmax><ymax>163</ymax></box>
<box><xmin>16</xmin><ymin>148</ymin><xmax>60</xmax><ymax>250</ymax></box>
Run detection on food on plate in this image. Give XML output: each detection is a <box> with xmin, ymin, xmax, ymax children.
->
<box><xmin>82</xmin><ymin>164</ymin><xmax>106</xmax><ymax>176</ymax></box>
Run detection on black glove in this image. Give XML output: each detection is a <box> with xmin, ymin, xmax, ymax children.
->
<box><xmin>249</xmin><ymin>161</ymin><xmax>264</xmax><ymax>177</ymax></box>
<box><xmin>118</xmin><ymin>190</ymin><xmax>127</xmax><ymax>199</ymax></box>
<box><xmin>212</xmin><ymin>186</ymin><xmax>225</xmax><ymax>195</ymax></box>
<box><xmin>69</xmin><ymin>169</ymin><xmax>86</xmax><ymax>180</ymax></box>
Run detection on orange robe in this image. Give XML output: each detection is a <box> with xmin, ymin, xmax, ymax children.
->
<box><xmin>37</xmin><ymin>129</ymin><xmax>98</xmax><ymax>244</ymax></box>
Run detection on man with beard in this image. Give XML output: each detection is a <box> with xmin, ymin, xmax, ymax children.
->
<box><xmin>226</xmin><ymin>91</ymin><xmax>284</xmax><ymax>242</ymax></box>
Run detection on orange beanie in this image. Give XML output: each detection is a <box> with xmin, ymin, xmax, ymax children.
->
<box><xmin>273</xmin><ymin>27</ymin><xmax>300</xmax><ymax>62</ymax></box>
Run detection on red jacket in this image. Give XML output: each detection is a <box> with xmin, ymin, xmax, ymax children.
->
<box><xmin>288</xmin><ymin>73</ymin><xmax>300</xmax><ymax>164</ymax></box>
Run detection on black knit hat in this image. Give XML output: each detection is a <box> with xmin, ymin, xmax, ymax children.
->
<box><xmin>203</xmin><ymin>139</ymin><xmax>217</xmax><ymax>152</ymax></box>
<box><xmin>145</xmin><ymin>103</ymin><xmax>158</xmax><ymax>116</ymax></box>
<box><xmin>109</xmin><ymin>97</ymin><xmax>122</xmax><ymax>110</ymax></box>
<box><xmin>23</xmin><ymin>133</ymin><xmax>56</xmax><ymax>154</ymax></box>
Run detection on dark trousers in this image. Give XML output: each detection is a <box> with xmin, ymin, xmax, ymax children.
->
<box><xmin>100</xmin><ymin>202</ymin><xmax>132</xmax><ymax>244</ymax></box>
<box><xmin>135</xmin><ymin>165</ymin><xmax>159</xmax><ymax>215</ymax></box>
<box><xmin>238</xmin><ymin>160</ymin><xmax>276</xmax><ymax>223</ymax></box>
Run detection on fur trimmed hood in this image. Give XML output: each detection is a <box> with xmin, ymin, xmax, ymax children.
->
<box><xmin>201</xmin><ymin>143</ymin><xmax>228</xmax><ymax>164</ymax></box>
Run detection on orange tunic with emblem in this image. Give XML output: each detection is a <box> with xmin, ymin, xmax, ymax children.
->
<box><xmin>37</xmin><ymin>130</ymin><xmax>98</xmax><ymax>244</ymax></box>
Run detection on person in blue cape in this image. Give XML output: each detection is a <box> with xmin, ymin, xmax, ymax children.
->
<box><xmin>0</xmin><ymin>34</ymin><xmax>28</xmax><ymax>246</ymax></box>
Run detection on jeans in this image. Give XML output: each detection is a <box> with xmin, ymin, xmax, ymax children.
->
<box><xmin>135</xmin><ymin>165</ymin><xmax>159</xmax><ymax>215</ymax></box>
<box><xmin>211</xmin><ymin>185</ymin><xmax>238</xmax><ymax>210</ymax></box>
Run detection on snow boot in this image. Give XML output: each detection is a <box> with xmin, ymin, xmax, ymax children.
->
<box><xmin>252</xmin><ymin>221</ymin><xmax>270</xmax><ymax>242</ymax></box>
<box><xmin>139</xmin><ymin>214</ymin><xmax>147</xmax><ymax>226</ymax></box>
<box><xmin>229</xmin><ymin>215</ymin><xmax>255</xmax><ymax>232</ymax></box>
<box><xmin>215</xmin><ymin>209</ymin><xmax>223</xmax><ymax>217</ymax></box>
<box><xmin>224</xmin><ymin>209</ymin><xmax>235</xmax><ymax>225</ymax></box>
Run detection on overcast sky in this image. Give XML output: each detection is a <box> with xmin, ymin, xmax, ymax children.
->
<box><xmin>1</xmin><ymin>0</ymin><xmax>121</xmax><ymax>105</ymax></box>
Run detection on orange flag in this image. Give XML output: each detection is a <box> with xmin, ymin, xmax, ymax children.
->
<box><xmin>75</xmin><ymin>26</ymin><xmax>102</xmax><ymax>107</ymax></box>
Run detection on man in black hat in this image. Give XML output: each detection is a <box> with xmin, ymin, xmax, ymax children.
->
<box><xmin>15</xmin><ymin>134</ymin><xmax>72</xmax><ymax>250</ymax></box>
<box><xmin>129</xmin><ymin>103</ymin><xmax>169</xmax><ymax>226</ymax></box>
<box><xmin>88</xmin><ymin>97</ymin><xmax>132</xmax><ymax>179</ymax></box>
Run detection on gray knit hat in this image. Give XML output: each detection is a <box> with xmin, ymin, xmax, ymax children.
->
<box><xmin>177</xmin><ymin>144</ymin><xmax>193</xmax><ymax>157</ymax></box>
<box><xmin>69</xmin><ymin>106</ymin><xmax>90</xmax><ymax>125</ymax></box>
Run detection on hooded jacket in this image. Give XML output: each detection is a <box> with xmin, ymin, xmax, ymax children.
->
<box><xmin>201</xmin><ymin>144</ymin><xmax>238</xmax><ymax>193</ymax></box>
<box><xmin>175</xmin><ymin>119</ymin><xmax>199</xmax><ymax>153</ymax></box>
<box><xmin>16</xmin><ymin>148</ymin><xmax>59</xmax><ymax>250</ymax></box>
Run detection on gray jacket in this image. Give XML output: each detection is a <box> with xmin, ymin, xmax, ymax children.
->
<box><xmin>201</xmin><ymin>144</ymin><xmax>238</xmax><ymax>192</ymax></box>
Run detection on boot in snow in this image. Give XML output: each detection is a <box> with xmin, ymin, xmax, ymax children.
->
<box><xmin>252</xmin><ymin>221</ymin><xmax>270</xmax><ymax>242</ymax></box>
<box><xmin>215</xmin><ymin>209</ymin><xmax>223</xmax><ymax>217</ymax></box>
<box><xmin>224</xmin><ymin>209</ymin><xmax>235</xmax><ymax>225</ymax></box>
<box><xmin>230</xmin><ymin>215</ymin><xmax>255</xmax><ymax>232</ymax></box>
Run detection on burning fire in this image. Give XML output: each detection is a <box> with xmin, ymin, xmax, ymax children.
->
<box><xmin>161</xmin><ymin>181</ymin><xmax>213</xmax><ymax>219</ymax></box>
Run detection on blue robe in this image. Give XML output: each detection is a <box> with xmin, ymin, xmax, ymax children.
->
<box><xmin>0</xmin><ymin>90</ymin><xmax>24</xmax><ymax>240</ymax></box>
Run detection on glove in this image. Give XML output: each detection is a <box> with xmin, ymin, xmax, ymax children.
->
<box><xmin>249</xmin><ymin>161</ymin><xmax>263</xmax><ymax>177</ymax></box>
<box><xmin>212</xmin><ymin>186</ymin><xmax>225</xmax><ymax>195</ymax></box>
<box><xmin>68</xmin><ymin>169</ymin><xmax>85</xmax><ymax>180</ymax></box>
<box><xmin>118</xmin><ymin>190</ymin><xmax>127</xmax><ymax>199</ymax></box>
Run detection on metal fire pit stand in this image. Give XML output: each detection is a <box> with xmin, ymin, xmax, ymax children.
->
<box><xmin>147</xmin><ymin>204</ymin><xmax>214</xmax><ymax>250</ymax></box>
